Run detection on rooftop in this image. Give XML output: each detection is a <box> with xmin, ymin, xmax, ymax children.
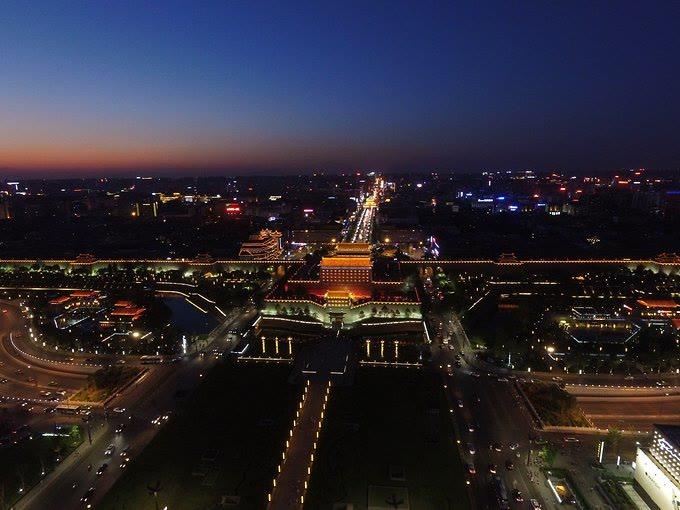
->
<box><xmin>320</xmin><ymin>256</ymin><xmax>372</xmax><ymax>268</ymax></box>
<box><xmin>335</xmin><ymin>242</ymin><xmax>372</xmax><ymax>255</ymax></box>
<box><xmin>637</xmin><ymin>299</ymin><xmax>678</xmax><ymax>309</ymax></box>
<box><xmin>325</xmin><ymin>290</ymin><xmax>351</xmax><ymax>299</ymax></box>
<box><xmin>48</xmin><ymin>296</ymin><xmax>71</xmax><ymax>305</ymax></box>
<box><xmin>655</xmin><ymin>424</ymin><xmax>680</xmax><ymax>449</ymax></box>
<box><xmin>70</xmin><ymin>290</ymin><xmax>99</xmax><ymax>298</ymax></box>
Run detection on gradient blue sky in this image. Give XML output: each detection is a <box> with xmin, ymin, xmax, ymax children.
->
<box><xmin>2</xmin><ymin>0</ymin><xmax>679</xmax><ymax>175</ymax></box>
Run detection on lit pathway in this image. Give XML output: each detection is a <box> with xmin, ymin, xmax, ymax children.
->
<box><xmin>268</xmin><ymin>379</ymin><xmax>330</xmax><ymax>510</ymax></box>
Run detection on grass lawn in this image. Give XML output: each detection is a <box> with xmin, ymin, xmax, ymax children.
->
<box><xmin>305</xmin><ymin>368</ymin><xmax>469</xmax><ymax>510</ymax></box>
<box><xmin>0</xmin><ymin>425</ymin><xmax>83</xmax><ymax>508</ymax></box>
<box><xmin>522</xmin><ymin>381</ymin><xmax>590</xmax><ymax>427</ymax></box>
<box><xmin>99</xmin><ymin>362</ymin><xmax>298</xmax><ymax>510</ymax></box>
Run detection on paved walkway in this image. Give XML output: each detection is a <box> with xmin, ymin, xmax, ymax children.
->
<box><xmin>269</xmin><ymin>379</ymin><xmax>329</xmax><ymax>510</ymax></box>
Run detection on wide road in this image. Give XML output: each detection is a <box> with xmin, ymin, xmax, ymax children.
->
<box><xmin>575</xmin><ymin>393</ymin><xmax>680</xmax><ymax>431</ymax></box>
<box><xmin>15</xmin><ymin>305</ymin><xmax>256</xmax><ymax>510</ymax></box>
<box><xmin>0</xmin><ymin>304</ymin><xmax>96</xmax><ymax>405</ymax></box>
<box><xmin>435</xmin><ymin>346</ymin><xmax>555</xmax><ymax>510</ymax></box>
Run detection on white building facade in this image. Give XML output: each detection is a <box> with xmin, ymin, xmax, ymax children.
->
<box><xmin>635</xmin><ymin>425</ymin><xmax>680</xmax><ymax>510</ymax></box>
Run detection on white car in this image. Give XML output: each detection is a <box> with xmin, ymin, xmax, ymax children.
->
<box><xmin>467</xmin><ymin>443</ymin><xmax>476</xmax><ymax>455</ymax></box>
<box><xmin>151</xmin><ymin>411</ymin><xmax>172</xmax><ymax>426</ymax></box>
<box><xmin>530</xmin><ymin>499</ymin><xmax>542</xmax><ymax>509</ymax></box>
<box><xmin>104</xmin><ymin>444</ymin><xmax>115</xmax><ymax>456</ymax></box>
<box><xmin>112</xmin><ymin>407</ymin><xmax>126</xmax><ymax>413</ymax></box>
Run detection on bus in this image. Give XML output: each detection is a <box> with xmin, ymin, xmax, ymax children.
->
<box><xmin>140</xmin><ymin>355</ymin><xmax>164</xmax><ymax>365</ymax></box>
<box><xmin>56</xmin><ymin>404</ymin><xmax>81</xmax><ymax>415</ymax></box>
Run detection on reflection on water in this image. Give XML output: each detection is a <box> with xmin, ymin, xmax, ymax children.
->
<box><xmin>163</xmin><ymin>297</ymin><xmax>218</xmax><ymax>335</ymax></box>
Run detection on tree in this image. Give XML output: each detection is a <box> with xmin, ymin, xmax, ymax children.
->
<box><xmin>606</xmin><ymin>428</ymin><xmax>622</xmax><ymax>459</ymax></box>
<box><xmin>540</xmin><ymin>444</ymin><xmax>558</xmax><ymax>467</ymax></box>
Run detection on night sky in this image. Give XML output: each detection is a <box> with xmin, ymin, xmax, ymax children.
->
<box><xmin>2</xmin><ymin>1</ymin><xmax>680</xmax><ymax>176</ymax></box>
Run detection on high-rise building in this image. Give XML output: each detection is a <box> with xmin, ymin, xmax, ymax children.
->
<box><xmin>635</xmin><ymin>424</ymin><xmax>680</xmax><ymax>510</ymax></box>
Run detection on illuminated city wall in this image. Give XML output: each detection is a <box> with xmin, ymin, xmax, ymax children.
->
<box><xmin>261</xmin><ymin>298</ymin><xmax>421</xmax><ymax>326</ymax></box>
<box><xmin>0</xmin><ymin>259</ymin><xmax>300</xmax><ymax>275</ymax></box>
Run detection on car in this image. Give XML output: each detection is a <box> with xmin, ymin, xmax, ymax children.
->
<box><xmin>96</xmin><ymin>463</ymin><xmax>108</xmax><ymax>476</ymax></box>
<box><xmin>114</xmin><ymin>424</ymin><xmax>126</xmax><ymax>434</ymax></box>
<box><xmin>488</xmin><ymin>463</ymin><xmax>497</xmax><ymax>474</ymax></box>
<box><xmin>468</xmin><ymin>423</ymin><xmax>475</xmax><ymax>433</ymax></box>
<box><xmin>530</xmin><ymin>499</ymin><xmax>542</xmax><ymax>509</ymax></box>
<box><xmin>80</xmin><ymin>486</ymin><xmax>95</xmax><ymax>504</ymax></box>
<box><xmin>48</xmin><ymin>380</ymin><xmax>58</xmax><ymax>386</ymax></box>
<box><xmin>112</xmin><ymin>407</ymin><xmax>126</xmax><ymax>413</ymax></box>
<box><xmin>505</xmin><ymin>460</ymin><xmax>514</xmax><ymax>470</ymax></box>
<box><xmin>457</xmin><ymin>399</ymin><xmax>464</xmax><ymax>408</ymax></box>
<box><xmin>104</xmin><ymin>444</ymin><xmax>115</xmax><ymax>456</ymax></box>
<box><xmin>27</xmin><ymin>377</ymin><xmax>36</xmax><ymax>383</ymax></box>
<box><xmin>492</xmin><ymin>442</ymin><xmax>502</xmax><ymax>452</ymax></box>
<box><xmin>151</xmin><ymin>411</ymin><xmax>172</xmax><ymax>426</ymax></box>
<box><xmin>496</xmin><ymin>377</ymin><xmax>508</xmax><ymax>382</ymax></box>
<box><xmin>513</xmin><ymin>489</ymin><xmax>524</xmax><ymax>502</ymax></box>
<box><xmin>56</xmin><ymin>390</ymin><xmax>67</xmax><ymax>396</ymax></box>
<box><xmin>0</xmin><ymin>378</ymin><xmax>7</xmax><ymax>384</ymax></box>
<box><xmin>656</xmin><ymin>380</ymin><xmax>668</xmax><ymax>386</ymax></box>
<box><xmin>564</xmin><ymin>436</ymin><xmax>580</xmax><ymax>443</ymax></box>
<box><xmin>44</xmin><ymin>407</ymin><xmax>56</xmax><ymax>414</ymax></box>
<box><xmin>509</xmin><ymin>442</ymin><xmax>519</xmax><ymax>450</ymax></box>
<box><xmin>467</xmin><ymin>443</ymin><xmax>476</xmax><ymax>455</ymax></box>
<box><xmin>466</xmin><ymin>463</ymin><xmax>476</xmax><ymax>475</ymax></box>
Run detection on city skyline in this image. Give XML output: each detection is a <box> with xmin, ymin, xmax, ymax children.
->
<box><xmin>3</xmin><ymin>1</ymin><xmax>680</xmax><ymax>176</ymax></box>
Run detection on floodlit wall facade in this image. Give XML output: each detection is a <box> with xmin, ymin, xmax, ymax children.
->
<box><xmin>261</xmin><ymin>298</ymin><xmax>421</xmax><ymax>326</ymax></box>
<box><xmin>635</xmin><ymin>448</ymin><xmax>680</xmax><ymax>510</ymax></box>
